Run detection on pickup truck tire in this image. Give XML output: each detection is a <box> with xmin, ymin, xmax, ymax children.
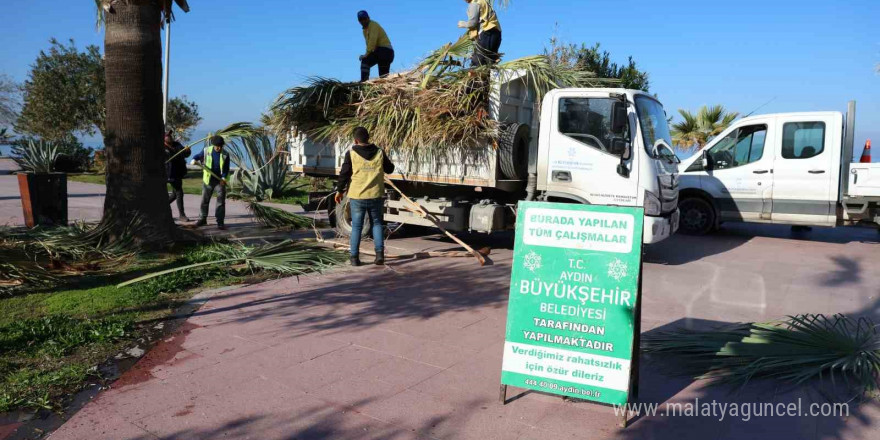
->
<box><xmin>679</xmin><ymin>197</ymin><xmax>715</xmax><ymax>235</ymax></box>
<box><xmin>499</xmin><ymin>123</ymin><xmax>530</xmax><ymax>180</ymax></box>
<box><xmin>334</xmin><ymin>195</ymin><xmax>372</xmax><ymax>239</ymax></box>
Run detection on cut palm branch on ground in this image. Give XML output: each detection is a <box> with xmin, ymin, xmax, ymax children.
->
<box><xmin>642</xmin><ymin>314</ymin><xmax>880</xmax><ymax>396</ymax></box>
<box><xmin>269</xmin><ymin>36</ymin><xmax>617</xmax><ymax>160</ymax></box>
<box><xmin>247</xmin><ymin>202</ymin><xmax>315</xmax><ymax>230</ymax></box>
<box><xmin>118</xmin><ymin>240</ymin><xmax>347</xmax><ymax>287</ymax></box>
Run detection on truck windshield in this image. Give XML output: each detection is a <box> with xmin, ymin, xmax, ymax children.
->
<box><xmin>635</xmin><ymin>96</ymin><xmax>674</xmax><ymax>159</ymax></box>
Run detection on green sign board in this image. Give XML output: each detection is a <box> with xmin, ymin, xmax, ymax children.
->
<box><xmin>501</xmin><ymin>202</ymin><xmax>644</xmax><ymax>405</ymax></box>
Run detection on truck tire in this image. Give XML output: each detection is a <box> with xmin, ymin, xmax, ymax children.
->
<box><xmin>499</xmin><ymin>123</ymin><xmax>530</xmax><ymax>180</ymax></box>
<box><xmin>334</xmin><ymin>195</ymin><xmax>372</xmax><ymax>239</ymax></box>
<box><xmin>679</xmin><ymin>197</ymin><xmax>716</xmax><ymax>236</ymax></box>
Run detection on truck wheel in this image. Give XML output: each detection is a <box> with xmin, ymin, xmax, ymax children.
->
<box><xmin>334</xmin><ymin>195</ymin><xmax>371</xmax><ymax>239</ymax></box>
<box><xmin>679</xmin><ymin>197</ymin><xmax>715</xmax><ymax>235</ymax></box>
<box><xmin>499</xmin><ymin>123</ymin><xmax>530</xmax><ymax>180</ymax></box>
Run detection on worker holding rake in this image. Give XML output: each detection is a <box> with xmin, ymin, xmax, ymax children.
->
<box><xmin>192</xmin><ymin>136</ymin><xmax>231</xmax><ymax>230</ymax></box>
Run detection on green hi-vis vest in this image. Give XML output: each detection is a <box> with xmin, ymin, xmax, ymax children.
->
<box><xmin>348</xmin><ymin>150</ymin><xmax>385</xmax><ymax>200</ymax></box>
<box><xmin>469</xmin><ymin>0</ymin><xmax>501</xmax><ymax>40</ymax></box>
<box><xmin>202</xmin><ymin>147</ymin><xmax>226</xmax><ymax>185</ymax></box>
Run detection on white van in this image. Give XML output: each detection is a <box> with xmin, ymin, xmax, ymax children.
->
<box><xmin>677</xmin><ymin>102</ymin><xmax>879</xmax><ymax>234</ymax></box>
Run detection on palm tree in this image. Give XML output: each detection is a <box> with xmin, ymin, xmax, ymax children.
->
<box><xmin>671</xmin><ymin>105</ymin><xmax>739</xmax><ymax>153</ymax></box>
<box><xmin>95</xmin><ymin>1</ymin><xmax>189</xmax><ymax>243</ymax></box>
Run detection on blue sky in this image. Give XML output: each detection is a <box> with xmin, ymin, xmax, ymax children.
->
<box><xmin>2</xmin><ymin>0</ymin><xmax>879</xmax><ymax>156</ymax></box>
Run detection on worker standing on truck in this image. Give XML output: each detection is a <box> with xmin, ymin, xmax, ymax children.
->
<box><xmin>458</xmin><ymin>0</ymin><xmax>502</xmax><ymax>66</ymax></box>
<box><xmin>334</xmin><ymin>127</ymin><xmax>396</xmax><ymax>266</ymax></box>
<box><xmin>358</xmin><ymin>11</ymin><xmax>395</xmax><ymax>82</ymax></box>
<box><xmin>192</xmin><ymin>136</ymin><xmax>231</xmax><ymax>230</ymax></box>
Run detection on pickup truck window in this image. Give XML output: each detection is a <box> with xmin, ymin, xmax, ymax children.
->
<box><xmin>688</xmin><ymin>124</ymin><xmax>767</xmax><ymax>172</ymax></box>
<box><xmin>558</xmin><ymin>98</ymin><xmax>629</xmax><ymax>156</ymax></box>
<box><xmin>782</xmin><ymin>122</ymin><xmax>825</xmax><ymax>159</ymax></box>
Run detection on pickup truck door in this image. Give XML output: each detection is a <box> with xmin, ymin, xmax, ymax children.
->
<box><xmin>699</xmin><ymin>118</ymin><xmax>775</xmax><ymax>221</ymax></box>
<box><xmin>544</xmin><ymin>92</ymin><xmax>639</xmax><ymax>205</ymax></box>
<box><xmin>770</xmin><ymin>114</ymin><xmax>840</xmax><ymax>225</ymax></box>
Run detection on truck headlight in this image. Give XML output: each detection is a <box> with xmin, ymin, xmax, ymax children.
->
<box><xmin>644</xmin><ymin>191</ymin><xmax>661</xmax><ymax>216</ymax></box>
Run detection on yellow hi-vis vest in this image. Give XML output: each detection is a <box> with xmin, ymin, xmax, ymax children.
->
<box><xmin>348</xmin><ymin>149</ymin><xmax>385</xmax><ymax>200</ymax></box>
<box><xmin>202</xmin><ymin>147</ymin><xmax>226</xmax><ymax>185</ymax></box>
<box><xmin>469</xmin><ymin>0</ymin><xmax>501</xmax><ymax>40</ymax></box>
<box><xmin>363</xmin><ymin>21</ymin><xmax>393</xmax><ymax>56</ymax></box>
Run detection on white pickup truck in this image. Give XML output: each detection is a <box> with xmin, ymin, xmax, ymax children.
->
<box><xmin>290</xmin><ymin>75</ymin><xmax>680</xmax><ymax>244</ymax></box>
<box><xmin>677</xmin><ymin>102</ymin><xmax>879</xmax><ymax>234</ymax></box>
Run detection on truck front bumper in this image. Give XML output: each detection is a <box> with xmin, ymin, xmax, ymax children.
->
<box><xmin>643</xmin><ymin>209</ymin><xmax>680</xmax><ymax>244</ymax></box>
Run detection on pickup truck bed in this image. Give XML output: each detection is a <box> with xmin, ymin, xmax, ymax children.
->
<box><xmin>848</xmin><ymin>162</ymin><xmax>880</xmax><ymax>199</ymax></box>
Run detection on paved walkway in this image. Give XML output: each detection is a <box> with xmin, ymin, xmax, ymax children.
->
<box><xmin>2</xmin><ymin>167</ymin><xmax>880</xmax><ymax>439</ymax></box>
<box><xmin>0</xmin><ymin>160</ymin><xmax>304</xmax><ymax>242</ymax></box>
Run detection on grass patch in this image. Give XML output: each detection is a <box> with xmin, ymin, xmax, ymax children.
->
<box><xmin>0</xmin><ymin>245</ymin><xmax>252</xmax><ymax>413</ymax></box>
<box><xmin>68</xmin><ymin>172</ymin><xmax>325</xmax><ymax>206</ymax></box>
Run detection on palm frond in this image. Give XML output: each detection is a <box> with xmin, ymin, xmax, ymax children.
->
<box><xmin>247</xmin><ymin>202</ymin><xmax>314</xmax><ymax>230</ymax></box>
<box><xmin>117</xmin><ymin>240</ymin><xmax>347</xmax><ymax>287</ymax></box>
<box><xmin>643</xmin><ymin>314</ymin><xmax>880</xmax><ymax>396</ymax></box>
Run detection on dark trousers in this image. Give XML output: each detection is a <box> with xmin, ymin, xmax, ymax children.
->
<box><xmin>361</xmin><ymin>47</ymin><xmax>395</xmax><ymax>81</ymax></box>
<box><xmin>349</xmin><ymin>198</ymin><xmax>385</xmax><ymax>257</ymax></box>
<box><xmin>472</xmin><ymin>29</ymin><xmax>502</xmax><ymax>66</ymax></box>
<box><xmin>200</xmin><ymin>181</ymin><xmax>226</xmax><ymax>225</ymax></box>
<box><xmin>168</xmin><ymin>179</ymin><xmax>186</xmax><ymax>217</ymax></box>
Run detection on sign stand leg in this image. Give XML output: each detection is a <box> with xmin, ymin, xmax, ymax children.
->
<box><xmin>499</xmin><ymin>385</ymin><xmax>508</xmax><ymax>405</ymax></box>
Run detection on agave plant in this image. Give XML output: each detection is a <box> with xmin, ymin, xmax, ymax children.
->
<box><xmin>643</xmin><ymin>314</ymin><xmax>880</xmax><ymax>396</ymax></box>
<box><xmin>225</xmin><ymin>133</ymin><xmax>293</xmax><ymax>201</ymax></box>
<box><xmin>117</xmin><ymin>240</ymin><xmax>347</xmax><ymax>287</ymax></box>
<box><xmin>12</xmin><ymin>139</ymin><xmax>58</xmax><ymax>174</ymax></box>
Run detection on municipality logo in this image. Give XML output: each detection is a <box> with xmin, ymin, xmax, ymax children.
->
<box><xmin>523</xmin><ymin>251</ymin><xmax>542</xmax><ymax>272</ymax></box>
<box><xmin>607</xmin><ymin>258</ymin><xmax>628</xmax><ymax>281</ymax></box>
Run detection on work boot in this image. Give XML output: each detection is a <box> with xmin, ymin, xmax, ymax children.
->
<box><xmin>217</xmin><ymin>224</ymin><xmax>227</xmax><ymax>231</ymax></box>
<box><xmin>194</xmin><ymin>219</ymin><xmax>207</xmax><ymax>227</ymax></box>
<box><xmin>350</xmin><ymin>256</ymin><xmax>362</xmax><ymax>267</ymax></box>
<box><xmin>179</xmin><ymin>215</ymin><xmax>190</xmax><ymax>222</ymax></box>
<box><xmin>374</xmin><ymin>251</ymin><xmax>385</xmax><ymax>266</ymax></box>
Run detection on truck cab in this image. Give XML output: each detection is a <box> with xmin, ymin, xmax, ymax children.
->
<box><xmin>535</xmin><ymin>89</ymin><xmax>681</xmax><ymax>243</ymax></box>
<box><xmin>677</xmin><ymin>104</ymin><xmax>879</xmax><ymax>233</ymax></box>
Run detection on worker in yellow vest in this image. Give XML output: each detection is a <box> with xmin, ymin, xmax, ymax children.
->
<box><xmin>192</xmin><ymin>136</ymin><xmax>230</xmax><ymax>230</ymax></box>
<box><xmin>334</xmin><ymin>127</ymin><xmax>396</xmax><ymax>266</ymax></box>
<box><xmin>358</xmin><ymin>10</ymin><xmax>395</xmax><ymax>82</ymax></box>
<box><xmin>458</xmin><ymin>0</ymin><xmax>502</xmax><ymax>66</ymax></box>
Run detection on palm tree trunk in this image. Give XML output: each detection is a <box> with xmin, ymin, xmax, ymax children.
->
<box><xmin>102</xmin><ymin>1</ymin><xmax>175</xmax><ymax>243</ymax></box>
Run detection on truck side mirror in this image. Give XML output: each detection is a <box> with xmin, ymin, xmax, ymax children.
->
<box><xmin>701</xmin><ymin>150</ymin><xmax>711</xmax><ymax>170</ymax></box>
<box><xmin>611</xmin><ymin>102</ymin><xmax>628</xmax><ymax>134</ymax></box>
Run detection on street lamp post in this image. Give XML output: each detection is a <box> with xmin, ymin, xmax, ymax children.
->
<box><xmin>162</xmin><ymin>9</ymin><xmax>171</xmax><ymax>126</ymax></box>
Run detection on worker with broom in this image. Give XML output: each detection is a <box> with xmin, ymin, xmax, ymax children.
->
<box><xmin>192</xmin><ymin>136</ymin><xmax>231</xmax><ymax>230</ymax></box>
<box><xmin>358</xmin><ymin>10</ymin><xmax>395</xmax><ymax>82</ymax></box>
<box><xmin>458</xmin><ymin>0</ymin><xmax>502</xmax><ymax>66</ymax></box>
<box><xmin>334</xmin><ymin>127</ymin><xmax>396</xmax><ymax>266</ymax></box>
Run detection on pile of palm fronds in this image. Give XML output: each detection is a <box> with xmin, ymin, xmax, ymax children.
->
<box><xmin>269</xmin><ymin>35</ymin><xmax>616</xmax><ymax>158</ymax></box>
<box><xmin>247</xmin><ymin>202</ymin><xmax>314</xmax><ymax>230</ymax></box>
<box><xmin>118</xmin><ymin>240</ymin><xmax>347</xmax><ymax>287</ymax></box>
<box><xmin>0</xmin><ymin>218</ymin><xmax>151</xmax><ymax>292</ymax></box>
<box><xmin>643</xmin><ymin>314</ymin><xmax>880</xmax><ymax>396</ymax></box>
